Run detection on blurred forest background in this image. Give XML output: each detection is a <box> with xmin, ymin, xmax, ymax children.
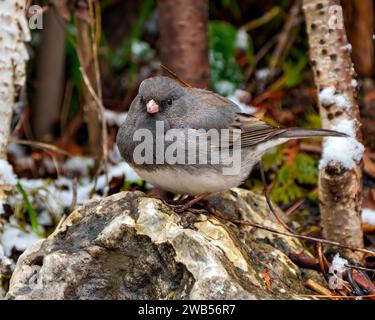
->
<box><xmin>1</xmin><ymin>0</ymin><xmax>375</xmax><ymax>294</ymax></box>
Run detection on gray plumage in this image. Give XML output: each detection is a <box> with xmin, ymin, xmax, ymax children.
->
<box><xmin>117</xmin><ymin>76</ymin><xmax>346</xmax><ymax>195</ymax></box>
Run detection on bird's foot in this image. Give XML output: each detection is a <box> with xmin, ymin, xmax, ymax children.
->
<box><xmin>167</xmin><ymin>203</ymin><xmax>207</xmax><ymax>214</ymax></box>
<box><xmin>163</xmin><ymin>193</ymin><xmax>211</xmax><ymax>214</ymax></box>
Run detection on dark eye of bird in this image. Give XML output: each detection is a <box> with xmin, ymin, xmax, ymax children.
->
<box><xmin>167</xmin><ymin>98</ymin><xmax>173</xmax><ymax>105</ymax></box>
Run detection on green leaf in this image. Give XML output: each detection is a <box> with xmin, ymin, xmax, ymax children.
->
<box><xmin>281</xmin><ymin>55</ymin><xmax>308</xmax><ymax>88</ymax></box>
<box><xmin>270</xmin><ymin>153</ymin><xmax>318</xmax><ymax>204</ymax></box>
<box><xmin>262</xmin><ymin>146</ymin><xmax>284</xmax><ymax>171</ymax></box>
<box><xmin>303</xmin><ymin>113</ymin><xmax>322</xmax><ymax>129</ymax></box>
<box><xmin>16</xmin><ymin>182</ymin><xmax>40</xmax><ymax>234</ymax></box>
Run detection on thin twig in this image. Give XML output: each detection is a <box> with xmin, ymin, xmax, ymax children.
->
<box><xmin>259</xmin><ymin>160</ymin><xmax>295</xmax><ymax>233</ymax></box>
<box><xmin>299</xmin><ymin>293</ymin><xmax>375</xmax><ymax>300</ymax></box>
<box><xmin>245</xmin><ymin>35</ymin><xmax>278</xmax><ymax>81</ymax></box>
<box><xmin>50</xmin><ymin>153</ymin><xmax>62</xmax><ymax>178</ymax></box>
<box><xmin>257</xmin><ymin>161</ymin><xmax>375</xmax><ymax>255</ymax></box>
<box><xmin>88</xmin><ymin>1</ymin><xmax>108</xmax><ymax>194</ymax></box>
<box><xmin>11</xmin><ymin>139</ymin><xmax>73</xmax><ymax>157</ymax></box>
<box><xmin>299</xmin><ymin>294</ymin><xmax>375</xmax><ymax>300</ymax></box>
<box><xmin>68</xmin><ymin>178</ymin><xmax>78</xmax><ymax>213</ymax></box>
<box><xmin>317</xmin><ymin>242</ymin><xmax>328</xmax><ymax>280</ymax></box>
<box><xmin>89</xmin><ymin>1</ymin><xmax>103</xmax><ymax>101</ymax></box>
<box><xmin>242</xmin><ymin>6</ymin><xmax>281</xmax><ymax>32</ymax></box>
<box><xmin>285</xmin><ymin>199</ymin><xmax>304</xmax><ymax>216</ymax></box>
<box><xmin>55</xmin><ymin>213</ymin><xmax>67</xmax><ymax>232</ymax></box>
<box><xmin>345</xmin><ymin>264</ymin><xmax>375</xmax><ymax>273</ymax></box>
<box><xmin>79</xmin><ymin>66</ymin><xmax>109</xmax><ymax>192</ymax></box>
<box><xmin>346</xmin><ymin>269</ymin><xmax>366</xmax><ymax>295</ymax></box>
<box><xmin>304</xmin><ymin>279</ymin><xmax>333</xmax><ymax>297</ymax></box>
<box><xmin>160</xmin><ymin>64</ymin><xmax>192</xmax><ymax>88</ymax></box>
<box><xmin>269</xmin><ymin>0</ymin><xmax>301</xmax><ymax>73</ymax></box>
<box><xmin>209</xmin><ymin>209</ymin><xmax>375</xmax><ymax>256</ymax></box>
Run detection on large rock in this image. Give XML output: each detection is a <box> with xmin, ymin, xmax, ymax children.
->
<box><xmin>6</xmin><ymin>189</ymin><xmax>317</xmax><ymax>300</ymax></box>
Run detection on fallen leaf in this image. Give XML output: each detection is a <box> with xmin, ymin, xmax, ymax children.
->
<box><xmin>262</xmin><ymin>268</ymin><xmax>272</xmax><ymax>292</ymax></box>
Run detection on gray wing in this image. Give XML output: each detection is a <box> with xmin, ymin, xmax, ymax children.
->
<box><xmin>232</xmin><ymin>113</ymin><xmax>286</xmax><ymax>148</ymax></box>
<box><xmin>191</xmin><ymin>89</ymin><xmax>286</xmax><ymax>148</ymax></box>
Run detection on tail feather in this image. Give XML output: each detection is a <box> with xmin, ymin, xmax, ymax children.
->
<box><xmin>277</xmin><ymin>128</ymin><xmax>348</xmax><ymax>139</ymax></box>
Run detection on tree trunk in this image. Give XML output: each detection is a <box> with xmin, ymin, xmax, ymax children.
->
<box><xmin>32</xmin><ymin>8</ymin><xmax>66</xmax><ymax>141</ymax></box>
<box><xmin>341</xmin><ymin>0</ymin><xmax>374</xmax><ymax>77</ymax></box>
<box><xmin>0</xmin><ymin>0</ymin><xmax>30</xmax><ymax>205</ymax></box>
<box><xmin>302</xmin><ymin>0</ymin><xmax>364</xmax><ymax>262</ymax></box>
<box><xmin>158</xmin><ymin>0</ymin><xmax>210</xmax><ymax>88</ymax></box>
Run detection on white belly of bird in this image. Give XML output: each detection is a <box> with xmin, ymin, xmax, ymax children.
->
<box><xmin>134</xmin><ymin>167</ymin><xmax>246</xmax><ymax>195</ymax></box>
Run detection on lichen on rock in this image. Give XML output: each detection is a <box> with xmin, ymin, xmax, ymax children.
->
<box><xmin>6</xmin><ymin>189</ymin><xmax>317</xmax><ymax>300</ymax></box>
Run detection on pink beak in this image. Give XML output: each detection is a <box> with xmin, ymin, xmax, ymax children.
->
<box><xmin>146</xmin><ymin>99</ymin><xmax>159</xmax><ymax>114</ymax></box>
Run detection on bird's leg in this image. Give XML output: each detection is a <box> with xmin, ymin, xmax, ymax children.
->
<box><xmin>167</xmin><ymin>193</ymin><xmax>211</xmax><ymax>213</ymax></box>
<box><xmin>147</xmin><ymin>188</ymin><xmax>169</xmax><ymax>200</ymax></box>
<box><xmin>173</xmin><ymin>194</ymin><xmax>189</xmax><ymax>202</ymax></box>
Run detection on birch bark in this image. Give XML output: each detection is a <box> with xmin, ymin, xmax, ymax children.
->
<box><xmin>0</xmin><ymin>1</ymin><xmax>30</xmax><ymax>209</ymax></box>
<box><xmin>302</xmin><ymin>0</ymin><xmax>364</xmax><ymax>261</ymax></box>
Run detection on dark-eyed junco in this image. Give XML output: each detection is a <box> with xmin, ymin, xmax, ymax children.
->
<box><xmin>117</xmin><ymin>76</ymin><xmax>346</xmax><ymax>197</ymax></box>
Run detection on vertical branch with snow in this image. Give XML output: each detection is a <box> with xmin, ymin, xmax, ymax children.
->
<box><xmin>0</xmin><ymin>1</ymin><xmax>30</xmax><ymax>209</ymax></box>
<box><xmin>302</xmin><ymin>0</ymin><xmax>364</xmax><ymax>261</ymax></box>
<box><xmin>0</xmin><ymin>0</ymin><xmax>29</xmax><ymax>297</ymax></box>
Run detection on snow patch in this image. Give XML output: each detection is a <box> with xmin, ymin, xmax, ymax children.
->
<box><xmin>256</xmin><ymin>68</ymin><xmax>271</xmax><ymax>81</ymax></box>
<box><xmin>319</xmin><ymin>119</ymin><xmax>364</xmax><ymax>170</ymax></box>
<box><xmin>227</xmin><ymin>89</ymin><xmax>257</xmax><ymax>115</ymax></box>
<box><xmin>362</xmin><ymin>208</ymin><xmax>375</xmax><ymax>226</ymax></box>
<box><xmin>1</xmin><ymin>222</ymin><xmax>40</xmax><ymax>256</ymax></box>
<box><xmin>131</xmin><ymin>40</ymin><xmax>150</xmax><ymax>57</ymax></box>
<box><xmin>341</xmin><ymin>44</ymin><xmax>352</xmax><ymax>52</ymax></box>
<box><xmin>96</xmin><ymin>161</ymin><xmax>141</xmax><ymax>192</ymax></box>
<box><xmin>7</xmin><ymin>143</ymin><xmax>26</xmax><ymax>158</ymax></box>
<box><xmin>0</xmin><ymin>159</ymin><xmax>17</xmax><ymax>186</ymax></box>
<box><xmin>62</xmin><ymin>157</ymin><xmax>94</xmax><ymax>176</ymax></box>
<box><xmin>12</xmin><ymin>154</ymin><xmax>140</xmax><ymax>218</ymax></box>
<box><xmin>0</xmin><ymin>245</ymin><xmax>12</xmax><ymax>269</ymax></box>
<box><xmin>37</xmin><ymin>210</ymin><xmax>53</xmax><ymax>226</ymax></box>
<box><xmin>104</xmin><ymin>109</ymin><xmax>127</xmax><ymax>127</ymax></box>
<box><xmin>215</xmin><ymin>80</ymin><xmax>235</xmax><ymax>96</ymax></box>
<box><xmin>236</xmin><ymin>29</ymin><xmax>248</xmax><ymax>50</ymax></box>
<box><xmin>318</xmin><ymin>87</ymin><xmax>351</xmax><ymax>109</ymax></box>
<box><xmin>331</xmin><ymin>253</ymin><xmax>348</xmax><ymax>274</ymax></box>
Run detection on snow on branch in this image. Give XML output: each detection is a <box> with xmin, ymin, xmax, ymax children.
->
<box><xmin>318</xmin><ymin>87</ymin><xmax>351</xmax><ymax>110</ymax></box>
<box><xmin>320</xmin><ymin>119</ymin><xmax>364</xmax><ymax>170</ymax></box>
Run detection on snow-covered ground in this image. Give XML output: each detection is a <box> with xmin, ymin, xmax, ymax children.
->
<box><xmin>0</xmin><ymin>144</ymin><xmax>140</xmax><ymax>263</ymax></box>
